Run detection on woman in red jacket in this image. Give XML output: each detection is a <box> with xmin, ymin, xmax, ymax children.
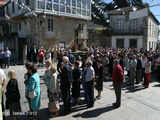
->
<box><xmin>38</xmin><ymin>50</ymin><xmax>44</xmax><ymax>66</ymax></box>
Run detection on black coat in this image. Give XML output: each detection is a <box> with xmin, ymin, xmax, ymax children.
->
<box><xmin>5</xmin><ymin>79</ymin><xmax>20</xmax><ymax>104</ymax></box>
<box><xmin>60</xmin><ymin>64</ymin><xmax>72</xmax><ymax>90</ymax></box>
<box><xmin>136</xmin><ymin>58</ymin><xmax>142</xmax><ymax>70</ymax></box>
<box><xmin>72</xmin><ymin>68</ymin><xmax>81</xmax><ymax>82</ymax></box>
<box><xmin>57</xmin><ymin>55</ymin><xmax>63</xmax><ymax>74</ymax></box>
<box><xmin>72</xmin><ymin>68</ymin><xmax>81</xmax><ymax>98</ymax></box>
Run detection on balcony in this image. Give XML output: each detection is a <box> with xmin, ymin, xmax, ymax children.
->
<box><xmin>111</xmin><ymin>28</ymin><xmax>144</xmax><ymax>36</ymax></box>
<box><xmin>35</xmin><ymin>0</ymin><xmax>91</xmax><ymax>20</ymax></box>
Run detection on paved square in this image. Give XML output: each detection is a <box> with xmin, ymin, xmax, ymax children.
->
<box><xmin>3</xmin><ymin>65</ymin><xmax>160</xmax><ymax>120</ymax></box>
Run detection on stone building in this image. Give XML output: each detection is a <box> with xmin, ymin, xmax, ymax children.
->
<box><xmin>0</xmin><ymin>0</ymin><xmax>91</xmax><ymax>60</ymax></box>
<box><xmin>108</xmin><ymin>7</ymin><xmax>159</xmax><ymax>50</ymax></box>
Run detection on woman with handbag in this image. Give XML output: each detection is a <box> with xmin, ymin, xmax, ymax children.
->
<box><xmin>48</xmin><ymin>64</ymin><xmax>59</xmax><ymax>117</ymax></box>
<box><xmin>27</xmin><ymin>65</ymin><xmax>41</xmax><ymax>120</ymax></box>
<box><xmin>5</xmin><ymin>70</ymin><xmax>21</xmax><ymax>120</ymax></box>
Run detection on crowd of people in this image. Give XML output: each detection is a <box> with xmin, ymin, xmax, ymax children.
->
<box><xmin>0</xmin><ymin>45</ymin><xmax>160</xmax><ymax>120</ymax></box>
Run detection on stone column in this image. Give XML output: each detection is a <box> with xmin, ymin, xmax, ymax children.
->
<box><xmin>23</xmin><ymin>45</ymin><xmax>27</xmax><ymax>65</ymax></box>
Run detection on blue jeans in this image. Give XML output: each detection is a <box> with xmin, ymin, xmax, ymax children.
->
<box><xmin>5</xmin><ymin>57</ymin><xmax>10</xmax><ymax>68</ymax></box>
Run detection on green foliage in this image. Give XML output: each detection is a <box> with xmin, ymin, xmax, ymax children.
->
<box><xmin>93</xmin><ymin>0</ymin><xmax>150</xmax><ymax>26</ymax></box>
<box><xmin>92</xmin><ymin>0</ymin><xmax>107</xmax><ymax>25</ymax></box>
<box><xmin>104</xmin><ymin>0</ymin><xmax>149</xmax><ymax>11</ymax></box>
<box><xmin>114</xmin><ymin>0</ymin><xmax>129</xmax><ymax>8</ymax></box>
<box><xmin>94</xmin><ymin>28</ymin><xmax>110</xmax><ymax>36</ymax></box>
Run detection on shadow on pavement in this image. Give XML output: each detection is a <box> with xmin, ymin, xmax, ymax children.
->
<box><xmin>153</xmin><ymin>84</ymin><xmax>160</xmax><ymax>87</ymax></box>
<box><xmin>125</xmin><ymin>85</ymin><xmax>145</xmax><ymax>93</ymax></box>
<box><xmin>71</xmin><ymin>104</ymin><xmax>88</xmax><ymax>113</ymax></box>
<box><xmin>72</xmin><ymin>105</ymin><xmax>115</xmax><ymax>118</ymax></box>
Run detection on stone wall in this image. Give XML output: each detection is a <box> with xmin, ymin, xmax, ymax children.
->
<box><xmin>0</xmin><ymin>34</ymin><xmax>18</xmax><ymax>62</ymax></box>
<box><xmin>87</xmin><ymin>30</ymin><xmax>111</xmax><ymax>47</ymax></box>
<box><xmin>30</xmin><ymin>16</ymin><xmax>88</xmax><ymax>49</ymax></box>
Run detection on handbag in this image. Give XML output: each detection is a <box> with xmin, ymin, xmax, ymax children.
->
<box><xmin>48</xmin><ymin>97</ymin><xmax>60</xmax><ymax>112</ymax></box>
<box><xmin>28</xmin><ymin>85</ymin><xmax>37</xmax><ymax>99</ymax></box>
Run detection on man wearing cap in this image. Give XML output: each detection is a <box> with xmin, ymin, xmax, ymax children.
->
<box><xmin>112</xmin><ymin>59</ymin><xmax>124</xmax><ymax>108</ymax></box>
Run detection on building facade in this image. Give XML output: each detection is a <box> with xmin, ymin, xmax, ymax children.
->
<box><xmin>108</xmin><ymin>7</ymin><xmax>159</xmax><ymax>50</ymax></box>
<box><xmin>0</xmin><ymin>0</ymin><xmax>91</xmax><ymax>60</ymax></box>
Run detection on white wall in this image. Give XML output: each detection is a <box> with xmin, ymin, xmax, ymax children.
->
<box><xmin>147</xmin><ymin>36</ymin><xmax>158</xmax><ymax>50</ymax></box>
<box><xmin>111</xmin><ymin>36</ymin><xmax>143</xmax><ymax>49</ymax></box>
<box><xmin>18</xmin><ymin>20</ymin><xmax>30</xmax><ymax>38</ymax></box>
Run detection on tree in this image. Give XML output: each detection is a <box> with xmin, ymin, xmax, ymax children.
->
<box><xmin>91</xmin><ymin>0</ymin><xmax>107</xmax><ymax>25</ymax></box>
<box><xmin>114</xmin><ymin>0</ymin><xmax>129</xmax><ymax>8</ymax></box>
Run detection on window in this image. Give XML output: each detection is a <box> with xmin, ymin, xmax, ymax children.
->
<box><xmin>36</xmin><ymin>0</ymin><xmax>91</xmax><ymax>18</ymax></box>
<box><xmin>53</xmin><ymin>0</ymin><xmax>58</xmax><ymax>11</ymax></box>
<box><xmin>130</xmin><ymin>39</ymin><xmax>137</xmax><ymax>48</ymax></box>
<box><xmin>72</xmin><ymin>0</ymin><xmax>76</xmax><ymax>14</ymax></box>
<box><xmin>131</xmin><ymin>19</ymin><xmax>137</xmax><ymax>31</ymax></box>
<box><xmin>87</xmin><ymin>0</ymin><xmax>91</xmax><ymax>17</ymax></box>
<box><xmin>48</xmin><ymin>19</ymin><xmax>53</xmax><ymax>32</ymax></box>
<box><xmin>46</xmin><ymin>0</ymin><xmax>52</xmax><ymax>10</ymax></box>
<box><xmin>12</xmin><ymin>2</ymin><xmax>15</xmax><ymax>13</ymax></box>
<box><xmin>76</xmin><ymin>0</ymin><xmax>81</xmax><ymax>15</ymax></box>
<box><xmin>66</xmin><ymin>0</ymin><xmax>71</xmax><ymax>13</ymax></box>
<box><xmin>19</xmin><ymin>23</ymin><xmax>21</xmax><ymax>31</ymax></box>
<box><xmin>26</xmin><ymin>0</ymin><xmax>29</xmax><ymax>5</ymax></box>
<box><xmin>60</xmin><ymin>0</ymin><xmax>65</xmax><ymax>12</ymax></box>
<box><xmin>37</xmin><ymin>0</ymin><xmax>45</xmax><ymax>9</ymax></box>
<box><xmin>82</xmin><ymin>0</ymin><xmax>86</xmax><ymax>16</ymax></box>
<box><xmin>150</xmin><ymin>21</ymin><xmax>152</xmax><ymax>35</ymax></box>
<box><xmin>117</xmin><ymin>19</ymin><xmax>124</xmax><ymax>30</ymax></box>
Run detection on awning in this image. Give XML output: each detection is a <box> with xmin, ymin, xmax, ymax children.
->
<box><xmin>5</xmin><ymin>13</ymin><xmax>22</xmax><ymax>23</ymax></box>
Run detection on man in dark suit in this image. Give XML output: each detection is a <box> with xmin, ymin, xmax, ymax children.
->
<box><xmin>112</xmin><ymin>59</ymin><xmax>124</xmax><ymax>108</ymax></box>
<box><xmin>136</xmin><ymin>54</ymin><xmax>142</xmax><ymax>84</ymax></box>
<box><xmin>60</xmin><ymin>56</ymin><xmax>72</xmax><ymax>115</ymax></box>
<box><xmin>32</xmin><ymin>46</ymin><xmax>38</xmax><ymax>63</ymax></box>
<box><xmin>27</xmin><ymin>46</ymin><xmax>32</xmax><ymax>62</ymax></box>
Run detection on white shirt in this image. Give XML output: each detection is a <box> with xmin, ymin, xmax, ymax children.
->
<box><xmin>34</xmin><ymin>48</ymin><xmax>37</xmax><ymax>53</ymax></box>
<box><xmin>46</xmin><ymin>53</ymin><xmax>51</xmax><ymax>61</ymax></box>
<box><xmin>0</xmin><ymin>69</ymin><xmax>6</xmax><ymax>84</ymax></box>
<box><xmin>142</xmin><ymin>58</ymin><xmax>147</xmax><ymax>68</ymax></box>
<box><xmin>4</xmin><ymin>50</ymin><xmax>11</xmax><ymax>58</ymax></box>
<box><xmin>85</xmin><ymin>66</ymin><xmax>95</xmax><ymax>82</ymax></box>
